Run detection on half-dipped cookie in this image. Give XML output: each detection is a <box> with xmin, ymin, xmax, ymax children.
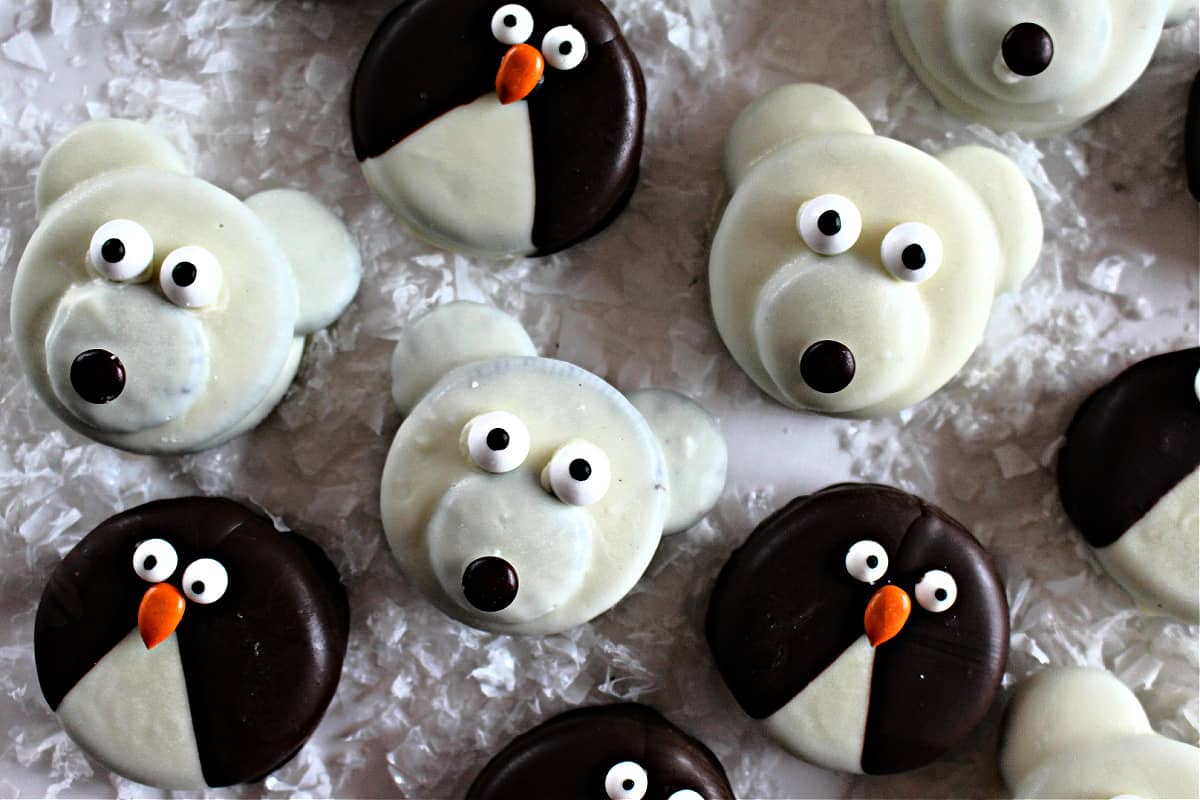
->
<box><xmin>34</xmin><ymin>497</ymin><xmax>350</xmax><ymax>789</ymax></box>
<box><xmin>706</xmin><ymin>483</ymin><xmax>1009</xmax><ymax>775</ymax></box>
<box><xmin>1058</xmin><ymin>348</ymin><xmax>1200</xmax><ymax>623</ymax></box>
<box><xmin>350</xmin><ymin>0</ymin><xmax>646</xmax><ymax>258</ymax></box>
<box><xmin>466</xmin><ymin>704</ymin><xmax>735</xmax><ymax>799</ymax></box>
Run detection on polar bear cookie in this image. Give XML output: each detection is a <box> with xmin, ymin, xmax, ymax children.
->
<box><xmin>1058</xmin><ymin>348</ymin><xmax>1200</xmax><ymax>623</ymax></box>
<box><xmin>350</xmin><ymin>0</ymin><xmax>645</xmax><ymax>258</ymax></box>
<box><xmin>12</xmin><ymin>119</ymin><xmax>362</xmax><ymax>455</ymax></box>
<box><xmin>34</xmin><ymin>497</ymin><xmax>350</xmax><ymax>789</ymax></box>
<box><xmin>710</xmin><ymin>85</ymin><xmax>1042</xmax><ymax>417</ymax></box>
<box><xmin>706</xmin><ymin>484</ymin><xmax>1009</xmax><ymax>774</ymax></box>
<box><xmin>465</xmin><ymin>704</ymin><xmax>735</xmax><ymax>799</ymax></box>
<box><xmin>1000</xmin><ymin>667</ymin><xmax>1200</xmax><ymax>799</ymax></box>
<box><xmin>889</xmin><ymin>0</ymin><xmax>1194</xmax><ymax>137</ymax></box>
<box><xmin>381</xmin><ymin>302</ymin><xmax>727</xmax><ymax>635</ymax></box>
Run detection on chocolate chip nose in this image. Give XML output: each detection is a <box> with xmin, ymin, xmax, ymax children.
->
<box><xmin>462</xmin><ymin>556</ymin><xmax>518</xmax><ymax>613</ymax></box>
<box><xmin>1002</xmin><ymin>22</ymin><xmax>1053</xmax><ymax>77</ymax></box>
<box><xmin>70</xmin><ymin>349</ymin><xmax>126</xmax><ymax>404</ymax></box>
<box><xmin>800</xmin><ymin>340</ymin><xmax>855</xmax><ymax>394</ymax></box>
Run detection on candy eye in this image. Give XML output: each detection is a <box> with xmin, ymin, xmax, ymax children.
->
<box><xmin>88</xmin><ymin>219</ymin><xmax>154</xmax><ymax>281</ymax></box>
<box><xmin>492</xmin><ymin>4</ymin><xmax>533</xmax><ymax>45</ymax></box>
<box><xmin>845</xmin><ymin>540</ymin><xmax>888</xmax><ymax>583</ymax></box>
<box><xmin>542</xmin><ymin>25</ymin><xmax>587</xmax><ymax>71</ymax></box>
<box><xmin>543</xmin><ymin>440</ymin><xmax>611</xmax><ymax>506</ymax></box>
<box><xmin>604</xmin><ymin>761</ymin><xmax>647</xmax><ymax>800</ymax></box>
<box><xmin>915</xmin><ymin>569</ymin><xmax>957</xmax><ymax>612</ymax></box>
<box><xmin>463</xmin><ymin>411</ymin><xmax>531</xmax><ymax>473</ymax></box>
<box><xmin>667</xmin><ymin>791</ymin><xmax>705</xmax><ymax>800</ymax></box>
<box><xmin>181</xmin><ymin>558</ymin><xmax>229</xmax><ymax>604</ymax></box>
<box><xmin>797</xmin><ymin>194</ymin><xmax>862</xmax><ymax>255</ymax></box>
<box><xmin>881</xmin><ymin>222</ymin><xmax>943</xmax><ymax>283</ymax></box>
<box><xmin>160</xmin><ymin>245</ymin><xmax>222</xmax><ymax>308</ymax></box>
<box><xmin>132</xmin><ymin>539</ymin><xmax>178</xmax><ymax>583</ymax></box>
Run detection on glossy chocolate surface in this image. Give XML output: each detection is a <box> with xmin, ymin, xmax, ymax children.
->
<box><xmin>35</xmin><ymin>497</ymin><xmax>350</xmax><ymax>787</ymax></box>
<box><xmin>706</xmin><ymin>483</ymin><xmax>1009</xmax><ymax>774</ymax></box>
<box><xmin>465</xmin><ymin>704</ymin><xmax>735</xmax><ymax>799</ymax></box>
<box><xmin>1059</xmin><ymin>348</ymin><xmax>1200</xmax><ymax>548</ymax></box>
<box><xmin>349</xmin><ymin>0</ymin><xmax>645</xmax><ymax>256</ymax></box>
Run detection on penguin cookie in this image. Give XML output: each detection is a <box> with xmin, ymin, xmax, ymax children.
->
<box><xmin>350</xmin><ymin>0</ymin><xmax>646</xmax><ymax>258</ymax></box>
<box><xmin>382</xmin><ymin>302</ymin><xmax>727</xmax><ymax>635</ymax></box>
<box><xmin>466</xmin><ymin>704</ymin><xmax>735</xmax><ymax>800</ymax></box>
<box><xmin>34</xmin><ymin>498</ymin><xmax>350</xmax><ymax>789</ymax></box>
<box><xmin>888</xmin><ymin>0</ymin><xmax>1194</xmax><ymax>136</ymax></box>
<box><xmin>1000</xmin><ymin>667</ymin><xmax>1200</xmax><ymax>799</ymax></box>
<box><xmin>1058</xmin><ymin>348</ymin><xmax>1200</xmax><ymax>623</ymax></box>
<box><xmin>706</xmin><ymin>484</ymin><xmax>1009</xmax><ymax>775</ymax></box>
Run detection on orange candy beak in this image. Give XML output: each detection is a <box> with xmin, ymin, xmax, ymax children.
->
<box><xmin>496</xmin><ymin>43</ymin><xmax>544</xmax><ymax>105</ymax></box>
<box><xmin>138</xmin><ymin>583</ymin><xmax>186</xmax><ymax>649</ymax></box>
<box><xmin>863</xmin><ymin>584</ymin><xmax>911</xmax><ymax>647</ymax></box>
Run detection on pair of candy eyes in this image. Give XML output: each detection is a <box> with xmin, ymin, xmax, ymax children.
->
<box><xmin>491</xmin><ymin>4</ymin><xmax>587</xmax><ymax>71</ymax></box>
<box><xmin>796</xmin><ymin>195</ymin><xmax>943</xmax><ymax>284</ymax></box>
<box><xmin>87</xmin><ymin>219</ymin><xmax>222</xmax><ymax>309</ymax></box>
<box><xmin>605</xmin><ymin>760</ymin><xmax>702</xmax><ymax>800</ymax></box>
<box><xmin>132</xmin><ymin>538</ymin><xmax>229</xmax><ymax>605</ymax></box>
<box><xmin>464</xmin><ymin>411</ymin><xmax>611</xmax><ymax>507</ymax></box>
<box><xmin>845</xmin><ymin>539</ymin><xmax>958</xmax><ymax>613</ymax></box>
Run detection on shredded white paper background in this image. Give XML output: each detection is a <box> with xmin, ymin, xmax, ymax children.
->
<box><xmin>0</xmin><ymin>1</ymin><xmax>1196</xmax><ymax>798</ymax></box>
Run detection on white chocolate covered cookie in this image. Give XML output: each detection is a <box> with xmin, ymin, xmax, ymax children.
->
<box><xmin>1000</xmin><ymin>667</ymin><xmax>1200</xmax><ymax>799</ymax></box>
<box><xmin>710</xmin><ymin>84</ymin><xmax>1043</xmax><ymax>418</ymax></box>
<box><xmin>381</xmin><ymin>302</ymin><xmax>727</xmax><ymax>635</ymax></box>
<box><xmin>12</xmin><ymin>120</ymin><xmax>362</xmax><ymax>454</ymax></box>
<box><xmin>889</xmin><ymin>0</ymin><xmax>1194</xmax><ymax>137</ymax></box>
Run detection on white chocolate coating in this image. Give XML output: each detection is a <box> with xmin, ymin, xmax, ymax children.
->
<box><xmin>1095</xmin><ymin>467</ymin><xmax>1200</xmax><ymax>623</ymax></box>
<box><xmin>12</xmin><ymin>120</ymin><xmax>361</xmax><ymax>454</ymax></box>
<box><xmin>57</xmin><ymin>630</ymin><xmax>205</xmax><ymax>790</ymax></box>
<box><xmin>888</xmin><ymin>0</ymin><xmax>1190</xmax><ymax>137</ymax></box>
<box><xmin>361</xmin><ymin>94</ymin><xmax>537</xmax><ymax>258</ymax></box>
<box><xmin>1000</xmin><ymin>667</ymin><xmax>1200</xmax><ymax>799</ymax></box>
<box><xmin>710</xmin><ymin>85</ymin><xmax>1042</xmax><ymax>418</ymax></box>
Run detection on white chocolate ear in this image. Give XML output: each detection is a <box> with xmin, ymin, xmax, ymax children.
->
<box><xmin>627</xmin><ymin>389</ymin><xmax>727</xmax><ymax>534</ymax></box>
<box><xmin>938</xmin><ymin>145</ymin><xmax>1043</xmax><ymax>294</ymax></box>
<box><xmin>36</xmin><ymin>119</ymin><xmax>190</xmax><ymax>217</ymax></box>
<box><xmin>244</xmin><ymin>190</ymin><xmax>362</xmax><ymax>335</ymax></box>
<box><xmin>725</xmin><ymin>84</ymin><xmax>873</xmax><ymax>189</ymax></box>
<box><xmin>391</xmin><ymin>302</ymin><xmax>537</xmax><ymax>416</ymax></box>
<box><xmin>999</xmin><ymin>668</ymin><xmax>1152</xmax><ymax>791</ymax></box>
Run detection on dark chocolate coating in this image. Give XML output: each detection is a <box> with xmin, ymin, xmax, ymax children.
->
<box><xmin>705</xmin><ymin>484</ymin><xmax>1009</xmax><ymax>775</ymax></box>
<box><xmin>349</xmin><ymin>0</ymin><xmax>646</xmax><ymax>256</ymax></box>
<box><xmin>1058</xmin><ymin>348</ymin><xmax>1200</xmax><ymax>548</ymax></box>
<box><xmin>1187</xmin><ymin>71</ymin><xmax>1200</xmax><ymax>202</ymax></box>
<box><xmin>34</xmin><ymin>497</ymin><xmax>350</xmax><ymax>787</ymax></box>
<box><xmin>465</xmin><ymin>704</ymin><xmax>735</xmax><ymax>800</ymax></box>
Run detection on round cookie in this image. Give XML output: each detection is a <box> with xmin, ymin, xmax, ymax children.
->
<box><xmin>999</xmin><ymin>667</ymin><xmax>1200</xmax><ymax>799</ymax></box>
<box><xmin>12</xmin><ymin>119</ymin><xmax>362</xmax><ymax>455</ymax></box>
<box><xmin>465</xmin><ymin>704</ymin><xmax>735</xmax><ymax>800</ymax></box>
<box><xmin>710</xmin><ymin>84</ymin><xmax>1042</xmax><ymax>418</ymax></box>
<box><xmin>350</xmin><ymin>0</ymin><xmax>645</xmax><ymax>258</ymax></box>
<box><xmin>1057</xmin><ymin>348</ymin><xmax>1200</xmax><ymax>623</ymax></box>
<box><xmin>381</xmin><ymin>302</ymin><xmax>727</xmax><ymax>635</ymax></box>
<box><xmin>34</xmin><ymin>497</ymin><xmax>350</xmax><ymax>789</ymax></box>
<box><xmin>888</xmin><ymin>0</ymin><xmax>1194</xmax><ymax>137</ymax></box>
<box><xmin>706</xmin><ymin>483</ymin><xmax>1009</xmax><ymax>775</ymax></box>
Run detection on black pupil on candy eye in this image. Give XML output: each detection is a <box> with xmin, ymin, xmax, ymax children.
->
<box><xmin>622</xmin><ymin>779</ymin><xmax>635</xmax><ymax>791</ymax></box>
<box><xmin>172</xmin><ymin>262</ymin><xmax>198</xmax><ymax>287</ymax></box>
<box><xmin>865</xmin><ymin>555</ymin><xmax>879</xmax><ymax>569</ymax></box>
<box><xmin>559</xmin><ymin>41</ymin><xmax>573</xmax><ymax>56</ymax></box>
<box><xmin>503</xmin><ymin>13</ymin><xmax>516</xmax><ymax>27</ymax></box>
<box><xmin>569</xmin><ymin>459</ymin><xmax>591</xmax><ymax>481</ymax></box>
<box><xmin>101</xmin><ymin>238</ymin><xmax>125</xmax><ymax>263</ymax></box>
<box><xmin>901</xmin><ymin>244</ymin><xmax>926</xmax><ymax>270</ymax></box>
<box><xmin>487</xmin><ymin>428</ymin><xmax>510</xmax><ymax>451</ymax></box>
<box><xmin>143</xmin><ymin>555</ymin><xmax>157</xmax><ymax>571</ymax></box>
<box><xmin>817</xmin><ymin>210</ymin><xmax>842</xmax><ymax>236</ymax></box>
<box><xmin>191</xmin><ymin>581</ymin><xmax>205</xmax><ymax>595</ymax></box>
<box><xmin>934</xmin><ymin>588</ymin><xmax>948</xmax><ymax>602</ymax></box>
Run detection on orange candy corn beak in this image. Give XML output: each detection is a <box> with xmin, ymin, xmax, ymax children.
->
<box><xmin>138</xmin><ymin>583</ymin><xmax>186</xmax><ymax>649</ymax></box>
<box><xmin>863</xmin><ymin>584</ymin><xmax>911</xmax><ymax>647</ymax></box>
<box><xmin>496</xmin><ymin>43</ymin><xmax>544</xmax><ymax>104</ymax></box>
